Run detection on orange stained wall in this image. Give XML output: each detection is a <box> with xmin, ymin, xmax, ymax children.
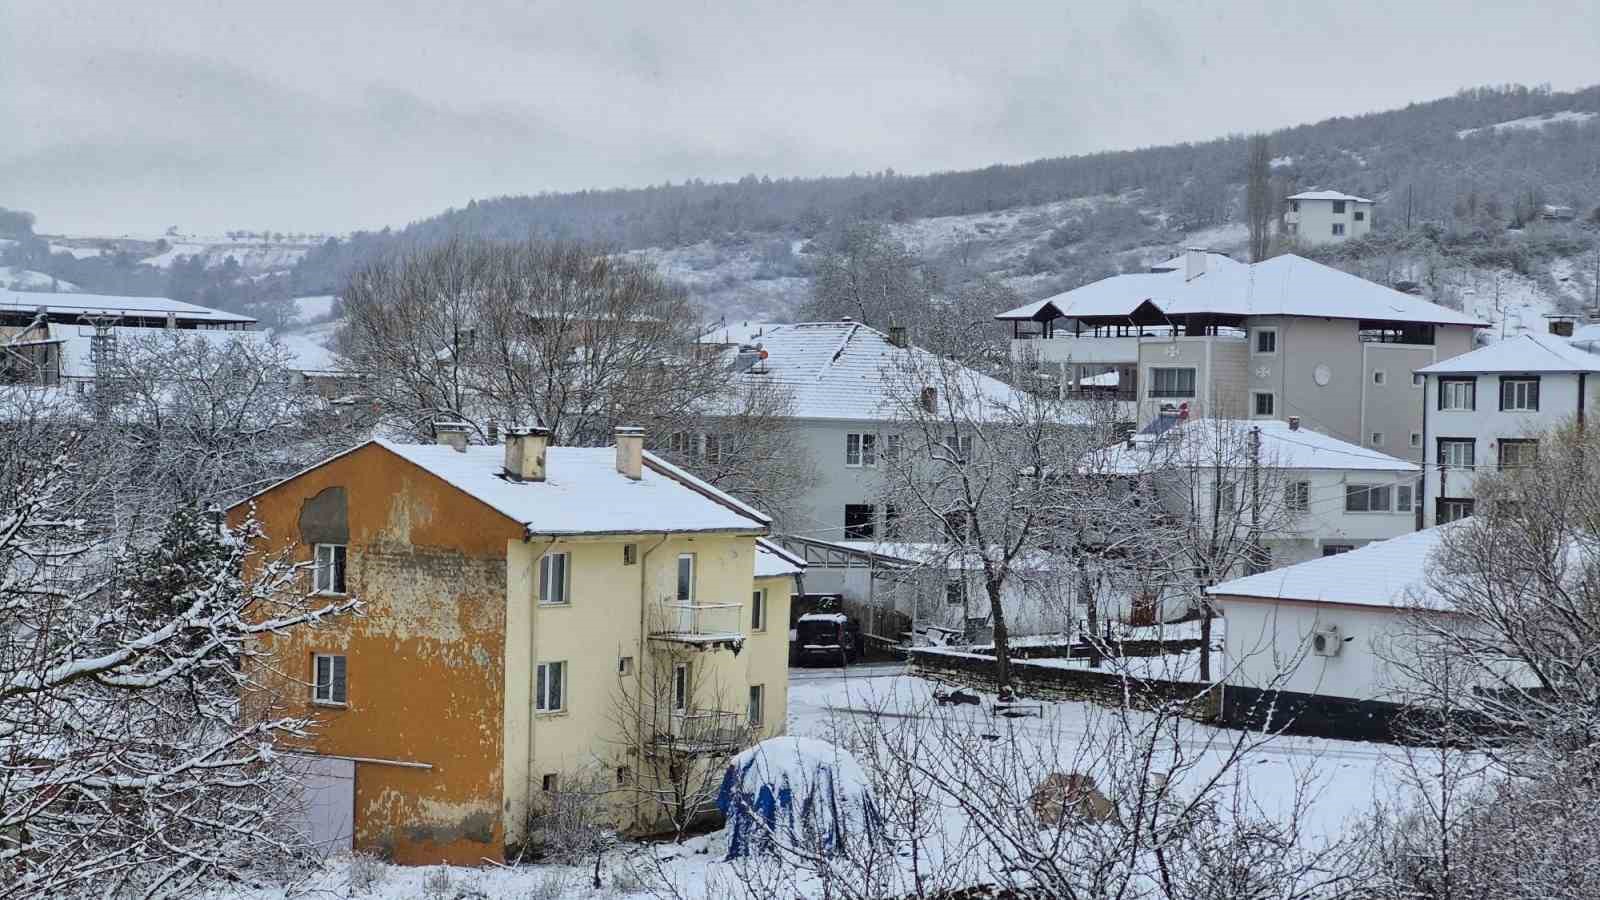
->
<box><xmin>235</xmin><ymin>443</ymin><xmax>523</xmax><ymax>865</ymax></box>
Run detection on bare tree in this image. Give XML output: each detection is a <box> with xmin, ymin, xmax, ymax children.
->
<box><xmin>340</xmin><ymin>238</ymin><xmax>726</xmax><ymax>446</ymax></box>
<box><xmin>0</xmin><ymin>424</ymin><xmax>359</xmax><ymax>899</ymax></box>
<box><xmin>876</xmin><ymin>330</ymin><xmax>1125</xmax><ymax>692</ymax></box>
<box><xmin>1246</xmin><ymin>134</ymin><xmax>1274</xmax><ymax>262</ymax></box>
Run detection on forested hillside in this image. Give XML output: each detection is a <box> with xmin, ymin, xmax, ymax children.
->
<box><xmin>4</xmin><ymin>83</ymin><xmax>1598</xmax><ymax>325</ymax></box>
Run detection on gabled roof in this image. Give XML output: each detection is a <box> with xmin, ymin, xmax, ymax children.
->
<box><xmin>1208</xmin><ymin>525</ymin><xmax>1454</xmax><ymax>610</ymax></box>
<box><xmin>995</xmin><ymin>254</ymin><xmax>1485</xmax><ymax>327</ymax></box>
<box><xmin>238</xmin><ymin>440</ymin><xmax>769</xmax><ymax>537</ymax></box>
<box><xmin>1417</xmin><ymin>332</ymin><xmax>1600</xmax><ymax>375</ymax></box>
<box><xmin>1097</xmin><ymin>419</ymin><xmax>1419</xmax><ymax>474</ymax></box>
<box><xmin>1</xmin><ymin>289</ymin><xmax>256</xmax><ymax>324</ymax></box>
<box><xmin>1287</xmin><ymin>190</ymin><xmax>1374</xmax><ymax>203</ymax></box>
<box><xmin>727</xmin><ymin>321</ymin><xmax>1028</xmax><ymax>422</ymax></box>
<box><xmin>755</xmin><ymin>538</ymin><xmax>806</xmax><ymax>578</ymax></box>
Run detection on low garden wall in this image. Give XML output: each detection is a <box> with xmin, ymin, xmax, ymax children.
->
<box><xmin>908</xmin><ymin>647</ymin><xmax>1220</xmax><ymax>721</ymax></box>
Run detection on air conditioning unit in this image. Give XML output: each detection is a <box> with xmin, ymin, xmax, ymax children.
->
<box><xmin>1311</xmin><ymin>625</ymin><xmax>1343</xmax><ymax>658</ymax></box>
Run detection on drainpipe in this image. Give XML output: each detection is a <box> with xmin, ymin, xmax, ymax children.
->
<box><xmin>634</xmin><ymin>532</ymin><xmax>670</xmax><ymax>831</ymax></box>
<box><xmin>524</xmin><ymin>533</ymin><xmax>558</xmax><ymax>841</ymax></box>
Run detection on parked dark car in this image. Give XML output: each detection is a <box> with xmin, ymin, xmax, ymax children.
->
<box><xmin>790</xmin><ymin>612</ymin><xmax>862</xmax><ymax>666</ymax></box>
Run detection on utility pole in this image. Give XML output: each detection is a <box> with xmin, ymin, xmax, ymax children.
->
<box><xmin>1248</xmin><ymin>425</ymin><xmax>1264</xmax><ymax>575</ymax></box>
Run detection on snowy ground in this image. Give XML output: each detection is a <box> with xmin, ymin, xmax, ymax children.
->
<box><xmin>208</xmin><ymin>665</ymin><xmax>1414</xmax><ymax>899</ymax></box>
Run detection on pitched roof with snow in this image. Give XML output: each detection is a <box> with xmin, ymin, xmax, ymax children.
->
<box><xmin>1</xmin><ymin>289</ymin><xmax>256</xmax><ymax>325</ymax></box>
<box><xmin>1096</xmin><ymin>419</ymin><xmax>1419</xmax><ymax>474</ymax></box>
<box><xmin>1286</xmin><ymin>190</ymin><xmax>1374</xmax><ymax>203</ymax></box>
<box><xmin>1208</xmin><ymin>525</ymin><xmax>1454</xmax><ymax>609</ymax></box>
<box><xmin>995</xmin><ymin>254</ymin><xmax>1484</xmax><ymax>327</ymax></box>
<box><xmin>728</xmin><ymin>321</ymin><xmax>1028</xmax><ymax>422</ymax></box>
<box><xmin>1417</xmin><ymin>332</ymin><xmax>1600</xmax><ymax>375</ymax></box>
<box><xmin>246</xmin><ymin>440</ymin><xmax>770</xmax><ymax>537</ymax></box>
<box><xmin>755</xmin><ymin>538</ymin><xmax>806</xmax><ymax>578</ymax></box>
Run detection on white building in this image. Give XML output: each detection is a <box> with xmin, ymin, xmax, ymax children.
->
<box><xmin>1099</xmin><ymin>418</ymin><xmax>1421</xmax><ymax>568</ymax></box>
<box><xmin>1283</xmin><ymin>190</ymin><xmax>1374</xmax><ymax>245</ymax></box>
<box><xmin>1208</xmin><ymin>526</ymin><xmax>1452</xmax><ymax>739</ymax></box>
<box><xmin>1417</xmin><ymin>330</ymin><xmax>1600</xmax><ymax>525</ymax></box>
<box><xmin>997</xmin><ymin>251</ymin><xmax>1485</xmax><ymax>462</ymax></box>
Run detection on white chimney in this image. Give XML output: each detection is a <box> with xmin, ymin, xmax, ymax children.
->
<box><xmin>504</xmin><ymin>426</ymin><xmax>551</xmax><ymax>481</ymax></box>
<box><xmin>1288</xmin><ymin>415</ymin><xmax>1301</xmax><ymax>431</ymax></box>
<box><xmin>434</xmin><ymin>420</ymin><xmax>469</xmax><ymax>452</ymax></box>
<box><xmin>615</xmin><ymin>426</ymin><xmax>644</xmax><ymax>480</ymax></box>
<box><xmin>1185</xmin><ymin>248</ymin><xmax>1207</xmax><ymax>282</ymax></box>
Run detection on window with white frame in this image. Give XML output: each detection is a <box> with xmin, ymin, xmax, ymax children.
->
<box><xmin>1216</xmin><ymin>482</ymin><xmax>1238</xmax><ymax>513</ymax></box>
<box><xmin>1285</xmin><ymin>480</ymin><xmax>1310</xmax><ymax>512</ymax></box>
<box><xmin>1438</xmin><ymin>498</ymin><xmax>1475</xmax><ymax>525</ymax></box>
<box><xmin>672</xmin><ymin>662</ymin><xmax>689</xmax><ymax>713</ymax></box>
<box><xmin>676</xmin><ymin>554</ymin><xmax>695</xmax><ymax>603</ymax></box>
<box><xmin>1253</xmin><ymin>329</ymin><xmax>1277</xmax><ymax>354</ymax></box>
<box><xmin>1396</xmin><ymin>482</ymin><xmax>1414</xmax><ymax>513</ymax></box>
<box><xmin>751</xmin><ymin>589</ymin><xmax>766</xmax><ymax>631</ymax></box>
<box><xmin>1439</xmin><ymin>438</ymin><xmax>1475</xmax><ymax>470</ymax></box>
<box><xmin>314</xmin><ymin>543</ymin><xmax>347</xmax><ymax>595</ymax></box>
<box><xmin>748</xmin><ymin>684</ymin><xmax>765</xmax><ymax>727</ymax></box>
<box><xmin>1149</xmin><ymin>367</ymin><xmax>1196</xmax><ymax>398</ymax></box>
<box><xmin>1499</xmin><ymin>439</ymin><xmax>1538</xmax><ymax>469</ymax></box>
<box><xmin>1332</xmin><ymin>200</ymin><xmax>1347</xmax><ymax>215</ymax></box>
<box><xmin>1345</xmin><ymin>484</ymin><xmax>1392</xmax><ymax>512</ymax></box>
<box><xmin>539</xmin><ymin>552</ymin><xmax>570</xmax><ymax>605</ymax></box>
<box><xmin>884</xmin><ymin>433</ymin><xmax>902</xmax><ymax>461</ymax></box>
<box><xmin>535</xmin><ymin>661</ymin><xmax>565</xmax><ymax>712</ymax></box>
<box><xmin>312</xmin><ymin>653</ymin><xmax>347</xmax><ymax>705</ymax></box>
<box><xmin>1439</xmin><ymin>378</ymin><xmax>1476</xmax><ymax>411</ymax></box>
<box><xmin>845</xmin><ymin>433</ymin><xmax>878</xmax><ymax>467</ymax></box>
<box><xmin>1332</xmin><ymin>223</ymin><xmax>1346</xmax><ymax>236</ymax></box>
<box><xmin>1499</xmin><ymin>377</ymin><xmax>1540</xmax><ymax>411</ymax></box>
<box><xmin>1252</xmin><ymin>391</ymin><xmax>1274</xmax><ymax>417</ymax></box>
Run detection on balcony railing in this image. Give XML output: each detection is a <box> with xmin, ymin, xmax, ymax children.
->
<box><xmin>648</xmin><ymin>601</ymin><xmax>745</xmax><ymax>647</ymax></box>
<box><xmin>649</xmin><ymin>709</ymin><xmax>750</xmax><ymax>755</ymax></box>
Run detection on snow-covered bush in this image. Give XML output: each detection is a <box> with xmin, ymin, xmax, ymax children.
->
<box><xmin>716</xmin><ymin>736</ymin><xmax>881</xmax><ymax>861</ymax></box>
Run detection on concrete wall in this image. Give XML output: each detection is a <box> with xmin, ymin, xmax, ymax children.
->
<box><xmin>239</xmin><ymin>443</ymin><xmax>521</xmax><ymax>866</ymax></box>
<box><xmin>1136</xmin><ymin>335</ymin><xmax>1250</xmax><ymax>421</ymax></box>
<box><xmin>776</xmin><ymin>419</ymin><xmax>895</xmax><ymax>542</ymax></box>
<box><xmin>1216</xmin><ymin>595</ymin><xmax>1415</xmax><ymax>701</ymax></box>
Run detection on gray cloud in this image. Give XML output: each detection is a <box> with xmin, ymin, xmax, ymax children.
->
<box><xmin>1</xmin><ymin>0</ymin><xmax>1596</xmax><ymax>235</ymax></box>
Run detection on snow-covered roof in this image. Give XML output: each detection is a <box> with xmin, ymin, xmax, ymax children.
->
<box><xmin>0</xmin><ymin>289</ymin><xmax>256</xmax><ymax>324</ymax></box>
<box><xmin>831</xmin><ymin>540</ymin><xmax>1060</xmax><ymax>571</ymax></box>
<box><xmin>1096</xmin><ymin>419</ymin><xmax>1419</xmax><ymax>474</ymax></box>
<box><xmin>1208</xmin><ymin>525</ymin><xmax>1454</xmax><ymax>610</ymax></box>
<box><xmin>755</xmin><ymin>538</ymin><xmax>806</xmax><ymax>578</ymax></box>
<box><xmin>248</xmin><ymin>440</ymin><xmax>770</xmax><ymax>537</ymax></box>
<box><xmin>700</xmin><ymin>320</ymin><xmax>785</xmax><ymax>346</ymax></box>
<box><xmin>1147</xmin><ymin>250</ymin><xmax>1243</xmax><ymax>273</ymax></box>
<box><xmin>726</xmin><ymin>321</ymin><xmax>1030</xmax><ymax>422</ymax></box>
<box><xmin>1286</xmin><ymin>190</ymin><xmax>1374</xmax><ymax>204</ymax></box>
<box><xmin>45</xmin><ymin>323</ymin><xmax>271</xmax><ymax>378</ymax></box>
<box><xmin>995</xmin><ymin>254</ymin><xmax>1485</xmax><ymax>328</ymax></box>
<box><xmin>1417</xmin><ymin>332</ymin><xmax>1600</xmax><ymax>375</ymax></box>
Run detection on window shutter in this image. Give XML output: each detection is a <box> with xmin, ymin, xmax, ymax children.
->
<box><xmin>332</xmin><ymin>546</ymin><xmax>347</xmax><ymax>594</ymax></box>
<box><xmin>539</xmin><ymin>555</ymin><xmax>549</xmax><ymax>603</ymax></box>
<box><xmin>315</xmin><ymin>655</ymin><xmax>330</xmax><ymax>700</ymax></box>
<box><xmin>1498</xmin><ymin>377</ymin><xmax>1506</xmax><ymax>411</ymax></box>
<box><xmin>1530</xmin><ymin>379</ymin><xmax>1539</xmax><ymax>410</ymax></box>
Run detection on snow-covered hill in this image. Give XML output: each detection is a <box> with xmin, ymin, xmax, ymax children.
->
<box><xmin>1457</xmin><ymin>110</ymin><xmax>1598</xmax><ymax>138</ymax></box>
<box><xmin>0</xmin><ymin>266</ymin><xmax>79</xmax><ymax>291</ymax></box>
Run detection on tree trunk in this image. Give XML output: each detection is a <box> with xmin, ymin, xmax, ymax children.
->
<box><xmin>1199</xmin><ymin>603</ymin><xmax>1213</xmax><ymax>683</ymax></box>
<box><xmin>988</xmin><ymin>578</ymin><xmax>1014</xmax><ymax>693</ymax></box>
<box><xmin>1079</xmin><ymin>560</ymin><xmax>1101</xmax><ymax>668</ymax></box>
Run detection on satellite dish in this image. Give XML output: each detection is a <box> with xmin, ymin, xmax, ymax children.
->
<box><xmin>1313</xmin><ymin>364</ymin><xmax>1332</xmax><ymax>386</ymax></box>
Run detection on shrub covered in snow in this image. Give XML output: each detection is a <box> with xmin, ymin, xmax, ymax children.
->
<box><xmin>716</xmin><ymin>736</ymin><xmax>881</xmax><ymax>860</ymax></box>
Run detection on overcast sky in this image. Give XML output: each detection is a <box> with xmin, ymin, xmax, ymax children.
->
<box><xmin>3</xmin><ymin>0</ymin><xmax>1597</xmax><ymax>236</ymax></box>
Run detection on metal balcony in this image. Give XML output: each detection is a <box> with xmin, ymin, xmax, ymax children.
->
<box><xmin>648</xmin><ymin>601</ymin><xmax>745</xmax><ymax>650</ymax></box>
<box><xmin>648</xmin><ymin>709</ymin><xmax>750</xmax><ymax>756</ymax></box>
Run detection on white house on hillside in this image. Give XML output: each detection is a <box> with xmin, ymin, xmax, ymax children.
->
<box><xmin>1283</xmin><ymin>190</ymin><xmax>1374</xmax><ymax>245</ymax></box>
<box><xmin>1417</xmin><ymin>330</ymin><xmax>1600</xmax><ymax>525</ymax></box>
<box><xmin>997</xmin><ymin>251</ymin><xmax>1485</xmax><ymax>462</ymax></box>
<box><xmin>1099</xmin><ymin>417</ymin><xmax>1421</xmax><ymax>569</ymax></box>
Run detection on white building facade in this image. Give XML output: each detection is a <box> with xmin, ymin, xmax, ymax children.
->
<box><xmin>999</xmin><ymin>252</ymin><xmax>1484</xmax><ymax>463</ymax></box>
<box><xmin>1283</xmin><ymin>190</ymin><xmax>1375</xmax><ymax>245</ymax></box>
<box><xmin>1418</xmin><ymin>330</ymin><xmax>1600</xmax><ymax>526</ymax></box>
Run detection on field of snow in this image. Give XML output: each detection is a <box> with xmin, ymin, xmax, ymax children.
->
<box><xmin>1457</xmin><ymin>109</ymin><xmax>1598</xmax><ymax>139</ymax></box>
<box><xmin>140</xmin><ymin>240</ymin><xmax>313</xmax><ymax>273</ymax></box>
<box><xmin>206</xmin><ymin>667</ymin><xmax>1414</xmax><ymax>900</ymax></box>
<box><xmin>0</xmin><ymin>266</ymin><xmax>78</xmax><ymax>291</ymax></box>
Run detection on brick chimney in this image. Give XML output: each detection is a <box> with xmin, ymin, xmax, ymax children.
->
<box><xmin>504</xmin><ymin>425</ymin><xmax>551</xmax><ymax>481</ymax></box>
<box><xmin>434</xmin><ymin>420</ymin><xmax>469</xmax><ymax>452</ymax></box>
<box><xmin>1288</xmin><ymin>415</ymin><xmax>1301</xmax><ymax>431</ymax></box>
<box><xmin>615</xmin><ymin>426</ymin><xmax>643</xmax><ymax>480</ymax></box>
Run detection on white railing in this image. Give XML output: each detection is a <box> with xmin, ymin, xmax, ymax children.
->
<box><xmin>650</xmin><ymin>601</ymin><xmax>744</xmax><ymax>642</ymax></box>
